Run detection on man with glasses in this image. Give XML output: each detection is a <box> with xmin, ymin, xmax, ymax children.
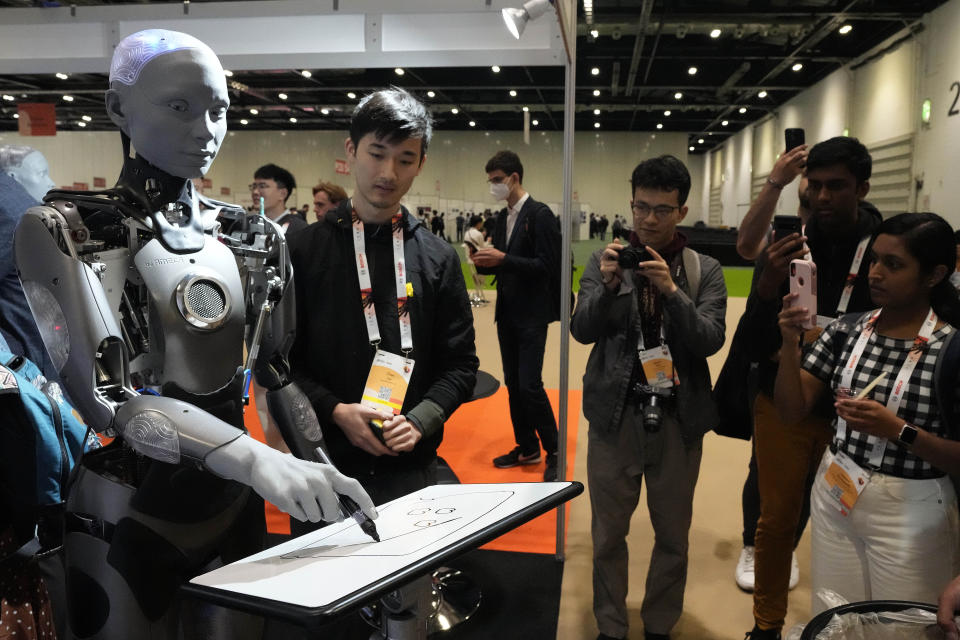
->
<box><xmin>250</xmin><ymin>163</ymin><xmax>306</xmax><ymax>235</ymax></box>
<box><xmin>572</xmin><ymin>155</ymin><xmax>727</xmax><ymax>640</ymax></box>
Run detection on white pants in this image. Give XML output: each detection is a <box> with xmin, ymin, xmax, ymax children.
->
<box><xmin>810</xmin><ymin>449</ymin><xmax>959</xmax><ymax>613</ymax></box>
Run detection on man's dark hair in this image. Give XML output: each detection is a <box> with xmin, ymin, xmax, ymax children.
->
<box><xmin>468</xmin><ymin>214</ymin><xmax>484</xmax><ymax>227</ymax></box>
<box><xmin>254</xmin><ymin>163</ymin><xmax>296</xmax><ymax>203</ymax></box>
<box><xmin>350</xmin><ymin>87</ymin><xmax>433</xmax><ymax>161</ymax></box>
<box><xmin>806</xmin><ymin>136</ymin><xmax>872</xmax><ymax>184</ymax></box>
<box><xmin>630</xmin><ymin>155</ymin><xmax>691</xmax><ymax>205</ymax></box>
<box><xmin>485</xmin><ymin>150</ymin><xmax>524</xmax><ymax>183</ymax></box>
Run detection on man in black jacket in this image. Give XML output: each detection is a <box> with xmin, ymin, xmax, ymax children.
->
<box><xmin>288</xmin><ymin>88</ymin><xmax>478</xmax><ymax>510</ymax></box>
<box><xmin>474</xmin><ymin>150</ymin><xmax>562</xmax><ymax>481</ymax></box>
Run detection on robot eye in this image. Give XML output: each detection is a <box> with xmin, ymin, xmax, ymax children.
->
<box><xmin>168</xmin><ymin>99</ymin><xmax>189</xmax><ymax>113</ymax></box>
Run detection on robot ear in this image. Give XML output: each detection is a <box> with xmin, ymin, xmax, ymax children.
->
<box><xmin>104</xmin><ymin>89</ymin><xmax>128</xmax><ymax>132</ymax></box>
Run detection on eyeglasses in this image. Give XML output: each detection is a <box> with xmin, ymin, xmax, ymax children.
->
<box><xmin>631</xmin><ymin>202</ymin><xmax>680</xmax><ymax>219</ymax></box>
<box><xmin>248</xmin><ymin>182</ymin><xmax>273</xmax><ymax>192</ymax></box>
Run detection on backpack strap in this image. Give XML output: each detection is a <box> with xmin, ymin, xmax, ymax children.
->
<box><xmin>934</xmin><ymin>328</ymin><xmax>960</xmax><ymax>441</ymax></box>
<box><xmin>681</xmin><ymin>247</ymin><xmax>701</xmax><ymax>301</ymax></box>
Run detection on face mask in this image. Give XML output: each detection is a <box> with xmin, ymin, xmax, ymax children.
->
<box><xmin>490</xmin><ymin>181</ymin><xmax>510</xmax><ymax>201</ymax></box>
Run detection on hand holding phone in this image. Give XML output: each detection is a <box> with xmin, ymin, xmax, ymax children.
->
<box><xmin>773</xmin><ymin>215</ymin><xmax>803</xmax><ymax>243</ymax></box>
<box><xmin>788</xmin><ymin>259</ymin><xmax>817</xmax><ymax>330</ymax></box>
<box><xmin>785</xmin><ymin>128</ymin><xmax>805</xmax><ymax>152</ymax></box>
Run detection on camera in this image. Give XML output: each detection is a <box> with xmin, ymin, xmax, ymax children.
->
<box><xmin>630</xmin><ymin>382</ymin><xmax>674</xmax><ymax>432</ymax></box>
<box><xmin>617</xmin><ymin>245</ymin><xmax>650</xmax><ymax>270</ymax></box>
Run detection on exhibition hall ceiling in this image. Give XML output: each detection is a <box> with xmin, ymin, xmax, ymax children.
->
<box><xmin>0</xmin><ymin>0</ymin><xmax>948</xmax><ymax>153</ymax></box>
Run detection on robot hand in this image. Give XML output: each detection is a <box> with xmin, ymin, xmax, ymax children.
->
<box><xmin>206</xmin><ymin>435</ymin><xmax>377</xmax><ymax>523</ymax></box>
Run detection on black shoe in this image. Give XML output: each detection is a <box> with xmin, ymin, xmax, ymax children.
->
<box><xmin>543</xmin><ymin>452</ymin><xmax>559</xmax><ymax>481</ymax></box>
<box><xmin>493</xmin><ymin>446</ymin><xmax>541</xmax><ymax>468</ymax></box>
<box><xmin>597</xmin><ymin>634</ymin><xmax>625</xmax><ymax>640</ymax></box>
<box><xmin>744</xmin><ymin>625</ymin><xmax>781</xmax><ymax>640</ymax></box>
<box><xmin>645</xmin><ymin>633</ymin><xmax>669</xmax><ymax>640</ymax></box>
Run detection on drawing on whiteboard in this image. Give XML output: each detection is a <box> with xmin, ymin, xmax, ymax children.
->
<box><xmin>281</xmin><ymin>489</ymin><xmax>515</xmax><ymax>558</ymax></box>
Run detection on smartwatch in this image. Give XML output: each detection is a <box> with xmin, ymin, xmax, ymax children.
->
<box><xmin>897</xmin><ymin>423</ymin><xmax>919</xmax><ymax>446</ymax></box>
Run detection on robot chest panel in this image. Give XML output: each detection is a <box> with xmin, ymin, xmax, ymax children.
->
<box><xmin>134</xmin><ymin>237</ymin><xmax>244</xmax><ymax>394</ymax></box>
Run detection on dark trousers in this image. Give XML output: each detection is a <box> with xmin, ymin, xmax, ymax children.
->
<box><xmin>496</xmin><ymin>320</ymin><xmax>558</xmax><ymax>456</ymax></box>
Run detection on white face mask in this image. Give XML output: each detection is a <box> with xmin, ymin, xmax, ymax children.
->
<box><xmin>489</xmin><ymin>181</ymin><xmax>510</xmax><ymax>201</ymax></box>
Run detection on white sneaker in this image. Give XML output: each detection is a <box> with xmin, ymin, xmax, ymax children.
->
<box><xmin>736</xmin><ymin>546</ymin><xmax>756</xmax><ymax>592</ymax></box>
<box><xmin>788</xmin><ymin>552</ymin><xmax>799</xmax><ymax>590</ymax></box>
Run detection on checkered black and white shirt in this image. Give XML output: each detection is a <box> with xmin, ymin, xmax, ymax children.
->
<box><xmin>802</xmin><ymin>312</ymin><xmax>958</xmax><ymax>479</ymax></box>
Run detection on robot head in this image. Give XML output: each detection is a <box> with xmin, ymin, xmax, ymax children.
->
<box><xmin>106</xmin><ymin>29</ymin><xmax>229</xmax><ymax>179</ymax></box>
<box><xmin>0</xmin><ymin>145</ymin><xmax>56</xmax><ymax>202</ymax></box>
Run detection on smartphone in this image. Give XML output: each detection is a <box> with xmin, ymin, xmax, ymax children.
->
<box><xmin>789</xmin><ymin>259</ymin><xmax>818</xmax><ymax>330</ymax></box>
<box><xmin>785</xmin><ymin>128</ymin><xmax>805</xmax><ymax>152</ymax></box>
<box><xmin>773</xmin><ymin>215</ymin><xmax>803</xmax><ymax>243</ymax></box>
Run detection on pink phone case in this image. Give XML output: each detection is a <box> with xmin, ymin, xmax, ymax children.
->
<box><xmin>789</xmin><ymin>259</ymin><xmax>818</xmax><ymax>329</ymax></box>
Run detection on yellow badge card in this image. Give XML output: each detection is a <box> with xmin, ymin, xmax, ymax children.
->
<box><xmin>821</xmin><ymin>450</ymin><xmax>869</xmax><ymax>517</ymax></box>
<box><xmin>361</xmin><ymin>350</ymin><xmax>415</xmax><ymax>415</ymax></box>
<box><xmin>639</xmin><ymin>344</ymin><xmax>679</xmax><ymax>389</ymax></box>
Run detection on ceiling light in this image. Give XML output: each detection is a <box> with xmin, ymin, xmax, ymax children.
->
<box><xmin>674</xmin><ymin>92</ymin><xmax>683</xmax><ymax>100</ymax></box>
<box><xmin>62</xmin><ymin>95</ymin><xmax>74</xmax><ymax>102</ymax></box>
<box><xmin>492</xmin><ymin>65</ymin><xmax>501</xmax><ymax>73</ymax></box>
<box><xmin>522</xmin><ymin>106</ymin><xmax>530</xmax><ymax>112</ymax></box>
<box><xmin>502</xmin><ymin>0</ymin><xmax>554</xmax><ymax>39</ymax></box>
<box><xmin>593</xmin><ymin>89</ymin><xmax>600</xmax><ymax>97</ymax></box>
<box><xmin>224</xmin><ymin>70</ymin><xmax>234</xmax><ymax>77</ymax></box>
<box><xmin>55</xmin><ymin>72</ymin><xmax>68</xmax><ymax>80</ymax></box>
<box><xmin>689</xmin><ymin>146</ymin><xmax>695</xmax><ymax>151</ymax></box>
<box><xmin>656</xmin><ymin>123</ymin><xmax>663</xmax><ymax>129</ymax></box>
<box><xmin>469</xmin><ymin>121</ymin><xmax>476</xmax><ymax>127</ymax></box>
<box><xmin>81</xmin><ymin>115</ymin><xmax>92</xmax><ymax>122</ymax></box>
<box><xmin>427</xmin><ymin>91</ymin><xmax>436</xmax><ymax>98</ymax></box>
<box><xmin>347</xmin><ymin>92</ymin><xmax>357</xmax><ymax>99</ymax></box>
<box><xmin>509</xmin><ymin>89</ymin><xmax>517</xmax><ymax>97</ymax></box>
<box><xmin>698</xmin><ymin>138</ymin><xmax>705</xmax><ymax>143</ymax></box>
<box><xmin>250</xmin><ymin>108</ymin><xmax>259</xmax><ymax>115</ymax></box>
<box><xmin>664</xmin><ymin>110</ymin><xmax>671</xmax><ymax>116</ymax></box>
<box><xmin>394</xmin><ymin>68</ymin><xmax>405</xmax><ymax>76</ymax></box>
<box><xmin>758</xmin><ymin>90</ymin><xmax>767</xmax><ymax>98</ymax></box>
<box><xmin>2</xmin><ymin>95</ymin><xmax>15</xmax><ymax>101</ymax></box>
<box><xmin>721</xmin><ymin>120</ymin><xmax>730</xmax><ymax>126</ymax></box>
<box><xmin>838</xmin><ymin>24</ymin><xmax>852</xmax><ymax>35</ymax></box>
<box><xmin>710</xmin><ymin>28</ymin><xmax>721</xmax><ymax>38</ymax></box>
<box><xmin>687</xmin><ymin>66</ymin><xmax>697</xmax><ymax>75</ymax></box>
<box><xmin>289</xmin><ymin>117</ymin><xmax>297</xmax><ymax>123</ymax></box>
<box><xmin>301</xmin><ymin>70</ymin><xmax>312</xmax><ymax>78</ymax></box>
<box><xmin>532</xmin><ymin>119</ymin><xmax>539</xmax><ymax>125</ymax></box>
<box><xmin>594</xmin><ymin>122</ymin><xmax>600</xmax><ymax>129</ymax></box>
<box><xmin>278</xmin><ymin>93</ymin><xmax>288</xmax><ymax>100</ymax></box>
<box><xmin>739</xmin><ymin>107</ymin><xmax>747</xmax><ymax>113</ymax></box>
<box><xmin>590</xmin><ymin>29</ymin><xmax>599</xmax><ymax>38</ymax></box>
<box><xmin>320</xmin><ymin>108</ymin><xmax>330</xmax><ymax>115</ymax></box>
<box><xmin>240</xmin><ymin>119</ymin><xmax>249</xmax><ymax>125</ymax></box>
<box><xmin>792</xmin><ymin>62</ymin><xmax>803</xmax><ymax>72</ymax></box>
<box><xmin>593</xmin><ymin>108</ymin><xmax>600</xmax><ymax>115</ymax></box>
<box><xmin>12</xmin><ymin>113</ymin><xmax>19</xmax><ymax>119</ymax></box>
<box><xmin>451</xmin><ymin>107</ymin><xmax>459</xmax><ymax>114</ymax></box>
<box><xmin>591</xmin><ymin>67</ymin><xmax>600</xmax><ymax>76</ymax></box>
<box><xmin>77</xmin><ymin>121</ymin><xmax>86</xmax><ymax>127</ymax></box>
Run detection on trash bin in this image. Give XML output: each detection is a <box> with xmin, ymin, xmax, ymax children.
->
<box><xmin>799</xmin><ymin>600</ymin><xmax>942</xmax><ymax>639</ymax></box>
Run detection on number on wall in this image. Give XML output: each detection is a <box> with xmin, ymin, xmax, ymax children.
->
<box><xmin>949</xmin><ymin>81</ymin><xmax>960</xmax><ymax>117</ymax></box>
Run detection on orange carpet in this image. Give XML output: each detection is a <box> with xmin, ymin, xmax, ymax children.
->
<box><xmin>438</xmin><ymin>387</ymin><xmax>581</xmax><ymax>554</ymax></box>
<box><xmin>243</xmin><ymin>394</ymin><xmax>292</xmax><ymax>535</ymax></box>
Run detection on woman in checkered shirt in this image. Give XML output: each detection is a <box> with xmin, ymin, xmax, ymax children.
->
<box><xmin>774</xmin><ymin>212</ymin><xmax>960</xmax><ymax>614</ymax></box>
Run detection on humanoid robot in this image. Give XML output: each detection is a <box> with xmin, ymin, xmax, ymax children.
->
<box><xmin>0</xmin><ymin>145</ymin><xmax>57</xmax><ymax>203</ymax></box>
<box><xmin>13</xmin><ymin>29</ymin><xmax>375</xmax><ymax>639</ymax></box>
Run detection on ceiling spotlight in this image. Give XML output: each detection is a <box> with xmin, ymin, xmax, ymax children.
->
<box><xmin>394</xmin><ymin>68</ymin><xmax>405</xmax><ymax>76</ymax></box>
<box><xmin>674</xmin><ymin>92</ymin><xmax>683</xmax><ymax>100</ymax></box>
<box><xmin>590</xmin><ymin>29</ymin><xmax>599</xmax><ymax>38</ymax></box>
<box><xmin>792</xmin><ymin>62</ymin><xmax>803</xmax><ymax>72</ymax></box>
<box><xmin>492</xmin><ymin>65</ymin><xmax>501</xmax><ymax>73</ymax></box>
<box><xmin>289</xmin><ymin>117</ymin><xmax>297</xmax><ymax>123</ymax></box>
<box><xmin>427</xmin><ymin>91</ymin><xmax>436</xmax><ymax>98</ymax></box>
<box><xmin>698</xmin><ymin>138</ymin><xmax>705</xmax><ymax>143</ymax></box>
<box><xmin>224</xmin><ymin>70</ymin><xmax>234</xmax><ymax>77</ymax></box>
<box><xmin>12</xmin><ymin>113</ymin><xmax>19</xmax><ymax>119</ymax></box>
<box><xmin>734</xmin><ymin>25</ymin><xmax>745</xmax><ymax>39</ymax></box>
<box><xmin>301</xmin><ymin>70</ymin><xmax>312</xmax><ymax>78</ymax></box>
<box><xmin>77</xmin><ymin>121</ymin><xmax>86</xmax><ymax>127</ymax></box>
<box><xmin>81</xmin><ymin>115</ymin><xmax>92</xmax><ymax>122</ymax></box>
<box><xmin>722</xmin><ymin>120</ymin><xmax>729</xmax><ymax>126</ymax></box>
<box><xmin>593</xmin><ymin>108</ymin><xmax>600</xmax><ymax>115</ymax></box>
<box><xmin>509</xmin><ymin>89</ymin><xmax>518</xmax><ymax>97</ymax></box>
<box><xmin>656</xmin><ymin>123</ymin><xmax>663</xmax><ymax>129</ymax></box>
<box><xmin>687</xmin><ymin>66</ymin><xmax>698</xmax><ymax>75</ymax></box>
<box><xmin>739</xmin><ymin>107</ymin><xmax>747</xmax><ymax>114</ymax></box>
<box><xmin>758</xmin><ymin>90</ymin><xmax>768</xmax><ymax>98</ymax></box>
<box><xmin>62</xmin><ymin>95</ymin><xmax>74</xmax><ymax>102</ymax></box>
<box><xmin>710</xmin><ymin>28</ymin><xmax>721</xmax><ymax>38</ymax></box>
<box><xmin>522</xmin><ymin>106</ymin><xmax>530</xmax><ymax>112</ymax></box>
<box><xmin>664</xmin><ymin>110</ymin><xmax>671</xmax><ymax>116</ymax></box>
<box><xmin>591</xmin><ymin>67</ymin><xmax>600</xmax><ymax>76</ymax></box>
<box><xmin>55</xmin><ymin>72</ymin><xmax>69</xmax><ymax>80</ymax></box>
<box><xmin>502</xmin><ymin>0</ymin><xmax>554</xmax><ymax>39</ymax></box>
<box><xmin>2</xmin><ymin>95</ymin><xmax>15</xmax><ymax>102</ymax></box>
<box><xmin>347</xmin><ymin>92</ymin><xmax>357</xmax><ymax>99</ymax></box>
<box><xmin>320</xmin><ymin>108</ymin><xmax>330</xmax><ymax>115</ymax></box>
<box><xmin>278</xmin><ymin>93</ymin><xmax>288</xmax><ymax>100</ymax></box>
<box><xmin>451</xmin><ymin>107</ymin><xmax>459</xmax><ymax>114</ymax></box>
<box><xmin>593</xmin><ymin>89</ymin><xmax>600</xmax><ymax>97</ymax></box>
<box><xmin>838</xmin><ymin>24</ymin><xmax>852</xmax><ymax>35</ymax></box>
<box><xmin>469</xmin><ymin>121</ymin><xmax>476</xmax><ymax>127</ymax></box>
<box><xmin>594</xmin><ymin>122</ymin><xmax>600</xmax><ymax>129</ymax></box>
<box><xmin>240</xmin><ymin>119</ymin><xmax>249</xmax><ymax>125</ymax></box>
<box><xmin>676</xmin><ymin>24</ymin><xmax>689</xmax><ymax>39</ymax></box>
<box><xmin>532</xmin><ymin>119</ymin><xmax>539</xmax><ymax>125</ymax></box>
<box><xmin>250</xmin><ymin>108</ymin><xmax>259</xmax><ymax>115</ymax></box>
<box><xmin>689</xmin><ymin>146</ymin><xmax>695</xmax><ymax>151</ymax></box>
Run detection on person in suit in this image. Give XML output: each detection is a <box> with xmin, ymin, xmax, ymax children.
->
<box><xmin>474</xmin><ymin>150</ymin><xmax>562</xmax><ymax>481</ymax></box>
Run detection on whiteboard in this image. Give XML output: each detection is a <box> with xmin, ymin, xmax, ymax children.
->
<box><xmin>185</xmin><ymin>482</ymin><xmax>580</xmax><ymax>623</ymax></box>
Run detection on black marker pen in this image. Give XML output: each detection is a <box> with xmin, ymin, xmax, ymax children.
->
<box><xmin>314</xmin><ymin>447</ymin><xmax>380</xmax><ymax>542</ymax></box>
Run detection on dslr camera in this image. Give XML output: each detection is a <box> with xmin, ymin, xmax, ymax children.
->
<box><xmin>629</xmin><ymin>382</ymin><xmax>675</xmax><ymax>433</ymax></box>
<box><xmin>617</xmin><ymin>245</ymin><xmax>650</xmax><ymax>270</ymax></box>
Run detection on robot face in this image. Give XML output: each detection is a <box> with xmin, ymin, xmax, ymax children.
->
<box><xmin>118</xmin><ymin>48</ymin><xmax>229</xmax><ymax>179</ymax></box>
<box><xmin>8</xmin><ymin>151</ymin><xmax>56</xmax><ymax>202</ymax></box>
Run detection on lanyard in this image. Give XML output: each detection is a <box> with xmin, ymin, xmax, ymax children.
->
<box><xmin>837</xmin><ymin>307</ymin><xmax>938</xmax><ymax>466</ymax></box>
<box><xmin>835</xmin><ymin>236</ymin><xmax>871</xmax><ymax>316</ymax></box>
<box><xmin>351</xmin><ymin>208</ymin><xmax>413</xmax><ymax>355</ymax></box>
